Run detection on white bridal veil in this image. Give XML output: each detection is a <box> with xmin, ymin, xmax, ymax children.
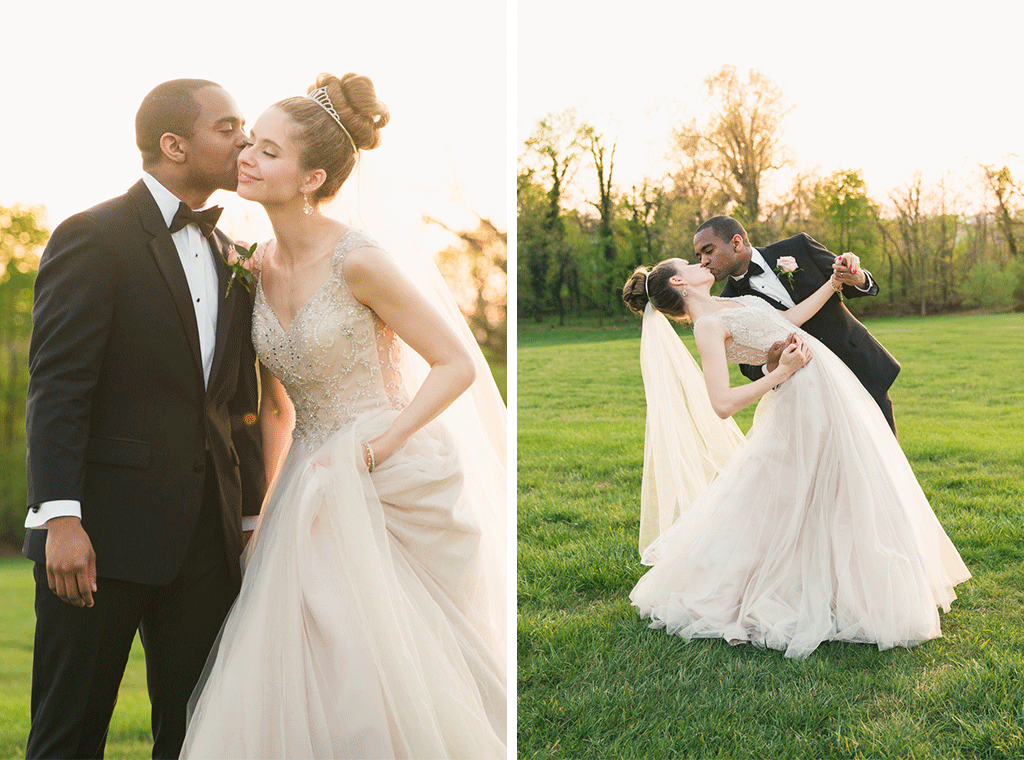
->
<box><xmin>396</xmin><ymin>248</ymin><xmax>507</xmax><ymax>653</ymax></box>
<box><xmin>638</xmin><ymin>303</ymin><xmax>744</xmax><ymax>562</ymax></box>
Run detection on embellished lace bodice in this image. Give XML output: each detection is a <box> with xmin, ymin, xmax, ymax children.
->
<box><xmin>253</xmin><ymin>230</ymin><xmax>410</xmax><ymax>448</ymax></box>
<box><xmin>699</xmin><ymin>296</ymin><xmax>799</xmax><ymax>365</ymax></box>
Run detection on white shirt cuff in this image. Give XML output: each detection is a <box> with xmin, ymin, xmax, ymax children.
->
<box><xmin>242</xmin><ymin>516</ymin><xmax>259</xmax><ymax>532</ymax></box>
<box><xmin>854</xmin><ymin>271</ymin><xmax>874</xmax><ymax>292</ymax></box>
<box><xmin>25</xmin><ymin>500</ymin><xmax>82</xmax><ymax>529</ymax></box>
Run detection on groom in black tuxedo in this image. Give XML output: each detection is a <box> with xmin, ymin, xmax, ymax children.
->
<box><xmin>693</xmin><ymin>215</ymin><xmax>900</xmax><ymax>434</ymax></box>
<box><xmin>23</xmin><ymin>79</ymin><xmax>265</xmax><ymax>759</ymax></box>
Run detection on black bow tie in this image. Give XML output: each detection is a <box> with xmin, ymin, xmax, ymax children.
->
<box><xmin>168</xmin><ymin>202</ymin><xmax>223</xmax><ymax>238</ymax></box>
<box><xmin>733</xmin><ymin>261</ymin><xmax>764</xmax><ymax>287</ymax></box>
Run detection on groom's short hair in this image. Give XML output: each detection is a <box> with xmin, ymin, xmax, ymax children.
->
<box><xmin>696</xmin><ymin>215</ymin><xmax>748</xmax><ymax>245</ymax></box>
<box><xmin>136</xmin><ymin>79</ymin><xmax>221</xmax><ymax>169</ymax></box>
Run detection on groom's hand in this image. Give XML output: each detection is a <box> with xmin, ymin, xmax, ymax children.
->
<box><xmin>44</xmin><ymin>516</ymin><xmax>97</xmax><ymax>607</ymax></box>
<box><xmin>765</xmin><ymin>333</ymin><xmax>798</xmax><ymax>373</ymax></box>
<box><xmin>833</xmin><ymin>252</ymin><xmax>867</xmax><ymax>288</ymax></box>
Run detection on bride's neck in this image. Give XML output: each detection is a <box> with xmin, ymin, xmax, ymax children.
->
<box><xmin>682</xmin><ymin>289</ymin><xmax>721</xmax><ymax>323</ymax></box>
<box><xmin>264</xmin><ymin>206</ymin><xmax>341</xmax><ymax>266</ymax></box>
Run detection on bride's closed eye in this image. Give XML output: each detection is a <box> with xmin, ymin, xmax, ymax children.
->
<box><xmin>242</xmin><ymin>140</ymin><xmax>277</xmax><ymax>158</ymax></box>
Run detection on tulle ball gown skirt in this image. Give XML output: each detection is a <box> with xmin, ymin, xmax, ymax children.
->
<box><xmin>630</xmin><ymin>337</ymin><xmax>970</xmax><ymax>659</ymax></box>
<box><xmin>181</xmin><ymin>410</ymin><xmax>506</xmax><ymax>759</ymax></box>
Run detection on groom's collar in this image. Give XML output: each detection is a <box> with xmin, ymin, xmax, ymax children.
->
<box><xmin>141</xmin><ymin>173</ymin><xmax>220</xmax><ymax>228</ymax></box>
<box><xmin>732</xmin><ymin>247</ymin><xmax>769</xmax><ymax>281</ymax></box>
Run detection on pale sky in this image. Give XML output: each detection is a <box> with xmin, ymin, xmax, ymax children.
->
<box><xmin>1</xmin><ymin>0</ymin><xmax>506</xmax><ymax>258</ymax></box>
<box><xmin>517</xmin><ymin>0</ymin><xmax>1023</xmax><ymax>214</ymax></box>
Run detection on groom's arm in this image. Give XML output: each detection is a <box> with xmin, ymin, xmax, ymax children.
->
<box><xmin>26</xmin><ymin>212</ymin><xmax>113</xmax><ymax>606</ymax></box>
<box><xmin>800</xmin><ymin>233</ymin><xmax>878</xmax><ymax>299</ymax></box>
<box><xmin>27</xmin><ymin>213</ymin><xmax>113</xmax><ymax>508</ymax></box>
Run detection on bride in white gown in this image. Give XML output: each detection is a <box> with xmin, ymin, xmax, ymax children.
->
<box><xmin>180</xmin><ymin>74</ymin><xmax>506</xmax><ymax>758</ymax></box>
<box><xmin>621</xmin><ymin>258</ymin><xmax>970</xmax><ymax>659</ymax></box>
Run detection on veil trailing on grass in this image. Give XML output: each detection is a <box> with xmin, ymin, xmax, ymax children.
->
<box><xmin>638</xmin><ymin>303</ymin><xmax>744</xmax><ymax>561</ymax></box>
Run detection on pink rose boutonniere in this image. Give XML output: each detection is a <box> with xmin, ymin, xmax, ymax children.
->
<box><xmin>224</xmin><ymin>242</ymin><xmax>257</xmax><ymax>297</ymax></box>
<box><xmin>774</xmin><ymin>256</ymin><xmax>800</xmax><ymax>288</ymax></box>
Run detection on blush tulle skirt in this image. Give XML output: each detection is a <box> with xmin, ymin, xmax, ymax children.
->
<box><xmin>181</xmin><ymin>411</ymin><xmax>505</xmax><ymax>758</ymax></box>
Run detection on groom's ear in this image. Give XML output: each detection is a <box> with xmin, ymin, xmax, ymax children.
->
<box><xmin>159</xmin><ymin>132</ymin><xmax>188</xmax><ymax>164</ymax></box>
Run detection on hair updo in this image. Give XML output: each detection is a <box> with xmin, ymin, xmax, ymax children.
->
<box><xmin>622</xmin><ymin>260</ymin><xmax>688</xmax><ymax>319</ymax></box>
<box><xmin>274</xmin><ymin>72</ymin><xmax>390</xmax><ymax>201</ymax></box>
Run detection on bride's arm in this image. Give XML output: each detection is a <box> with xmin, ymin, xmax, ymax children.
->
<box><xmin>779</xmin><ymin>273</ymin><xmax>843</xmax><ymax>327</ymax></box>
<box><xmin>343</xmin><ymin>246</ymin><xmax>476</xmax><ymax>467</ymax></box>
<box><xmin>694</xmin><ymin>318</ymin><xmax>810</xmax><ymax>419</ymax></box>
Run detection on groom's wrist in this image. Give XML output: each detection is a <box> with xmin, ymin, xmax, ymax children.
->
<box><xmin>26</xmin><ymin>499</ymin><xmax>82</xmax><ymax>529</ymax></box>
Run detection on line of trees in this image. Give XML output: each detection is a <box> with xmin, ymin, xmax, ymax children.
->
<box><xmin>518</xmin><ymin>65</ymin><xmax>1024</xmax><ymax>323</ymax></box>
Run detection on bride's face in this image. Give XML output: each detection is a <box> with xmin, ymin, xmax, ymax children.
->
<box><xmin>672</xmin><ymin>260</ymin><xmax>715</xmax><ymax>290</ymax></box>
<box><xmin>237</xmin><ymin>107</ymin><xmax>311</xmax><ymax>206</ymax></box>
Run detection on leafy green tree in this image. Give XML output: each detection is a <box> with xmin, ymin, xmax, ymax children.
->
<box><xmin>812</xmin><ymin>170</ymin><xmax>879</xmax><ymax>255</ymax></box>
<box><xmin>980</xmin><ymin>164</ymin><xmax>1020</xmax><ymax>259</ymax></box>
<box><xmin>429</xmin><ymin>216</ymin><xmax>507</xmax><ymax>368</ymax></box>
<box><xmin>980</xmin><ymin>163</ymin><xmax>1024</xmax><ymax>305</ymax></box>
<box><xmin>0</xmin><ymin>205</ymin><xmax>47</xmax><ymax>546</ymax></box>
<box><xmin>579</xmin><ymin>124</ymin><xmax>618</xmax><ymax>317</ymax></box>
<box><xmin>673</xmin><ymin>65</ymin><xmax>791</xmax><ymax>235</ymax></box>
<box><xmin>618</xmin><ymin>182</ymin><xmax>659</xmax><ymax>271</ymax></box>
<box><xmin>0</xmin><ymin>205</ymin><xmax>47</xmax><ymax>445</ymax></box>
<box><xmin>516</xmin><ymin>168</ymin><xmax>550</xmax><ymax>318</ymax></box>
<box><xmin>521</xmin><ymin>110</ymin><xmax>582</xmax><ymax>322</ymax></box>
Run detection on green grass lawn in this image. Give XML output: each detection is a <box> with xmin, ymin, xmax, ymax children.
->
<box><xmin>0</xmin><ymin>557</ymin><xmax>151</xmax><ymax>759</ymax></box>
<box><xmin>518</xmin><ymin>311</ymin><xmax>1024</xmax><ymax>759</ymax></box>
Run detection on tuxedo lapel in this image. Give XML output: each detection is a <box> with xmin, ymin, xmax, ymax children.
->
<box><xmin>130</xmin><ymin>182</ymin><xmax>204</xmax><ymax>380</ymax></box>
<box><xmin>208</xmin><ymin>233</ymin><xmax>237</xmax><ymax>391</ymax></box>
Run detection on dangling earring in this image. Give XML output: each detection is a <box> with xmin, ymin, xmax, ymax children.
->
<box><xmin>682</xmin><ymin>289</ymin><xmax>688</xmax><ymax>297</ymax></box>
<box><xmin>303</xmin><ymin>194</ymin><xmax>313</xmax><ymax>216</ymax></box>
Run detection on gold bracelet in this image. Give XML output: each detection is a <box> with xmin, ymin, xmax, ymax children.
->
<box><xmin>361</xmin><ymin>441</ymin><xmax>376</xmax><ymax>473</ymax></box>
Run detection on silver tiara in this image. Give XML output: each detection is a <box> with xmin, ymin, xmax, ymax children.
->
<box><xmin>307</xmin><ymin>87</ymin><xmax>358</xmax><ymax>155</ymax></box>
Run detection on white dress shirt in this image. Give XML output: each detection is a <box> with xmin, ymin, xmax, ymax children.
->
<box><xmin>734</xmin><ymin>247</ymin><xmax>796</xmax><ymax>309</ymax></box>
<box><xmin>27</xmin><ymin>175</ymin><xmax>221</xmax><ymax>529</ymax></box>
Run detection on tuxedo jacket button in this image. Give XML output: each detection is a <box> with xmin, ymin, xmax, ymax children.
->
<box><xmin>194</xmin><ymin>462</ymin><xmax>205</xmax><ymax>473</ymax></box>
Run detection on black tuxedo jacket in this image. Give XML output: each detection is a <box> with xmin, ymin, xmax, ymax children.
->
<box><xmin>24</xmin><ymin>180</ymin><xmax>265</xmax><ymax>586</ymax></box>
<box><xmin>720</xmin><ymin>233</ymin><xmax>900</xmax><ymax>406</ymax></box>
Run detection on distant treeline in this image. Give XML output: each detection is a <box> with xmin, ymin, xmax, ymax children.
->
<box><xmin>518</xmin><ymin>66</ymin><xmax>1024</xmax><ymax>323</ymax></box>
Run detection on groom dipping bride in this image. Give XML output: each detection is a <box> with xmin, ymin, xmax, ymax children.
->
<box><xmin>693</xmin><ymin>215</ymin><xmax>901</xmax><ymax>434</ymax></box>
<box><xmin>622</xmin><ymin>217</ymin><xmax>969</xmax><ymax>657</ymax></box>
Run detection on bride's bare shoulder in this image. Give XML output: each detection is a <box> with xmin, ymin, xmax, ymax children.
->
<box><xmin>693</xmin><ymin>313</ymin><xmax>730</xmax><ymax>341</ymax></box>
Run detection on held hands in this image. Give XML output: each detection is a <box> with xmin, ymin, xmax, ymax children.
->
<box><xmin>765</xmin><ymin>333</ymin><xmax>798</xmax><ymax>373</ymax></box>
<box><xmin>776</xmin><ymin>334</ymin><xmax>812</xmax><ymax>379</ymax></box>
<box><xmin>44</xmin><ymin>516</ymin><xmax>97</xmax><ymax>607</ymax></box>
<box><xmin>832</xmin><ymin>252</ymin><xmax>867</xmax><ymax>289</ymax></box>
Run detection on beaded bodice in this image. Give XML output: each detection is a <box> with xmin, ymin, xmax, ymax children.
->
<box><xmin>253</xmin><ymin>230</ymin><xmax>409</xmax><ymax>448</ymax></box>
<box><xmin>699</xmin><ymin>296</ymin><xmax>799</xmax><ymax>365</ymax></box>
